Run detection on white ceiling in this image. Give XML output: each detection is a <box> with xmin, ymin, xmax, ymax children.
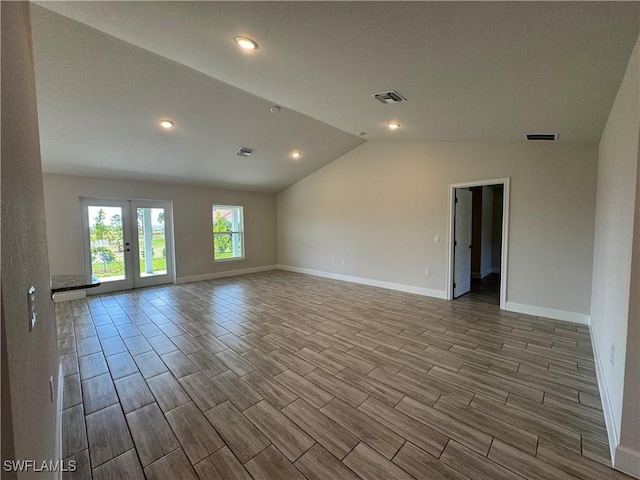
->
<box><xmin>31</xmin><ymin>2</ymin><xmax>639</xmax><ymax>193</ymax></box>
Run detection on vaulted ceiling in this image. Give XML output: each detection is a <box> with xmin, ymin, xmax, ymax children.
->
<box><xmin>31</xmin><ymin>2</ymin><xmax>639</xmax><ymax>193</ymax></box>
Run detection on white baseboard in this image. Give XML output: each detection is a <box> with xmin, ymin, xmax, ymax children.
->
<box><xmin>52</xmin><ymin>290</ymin><xmax>86</xmax><ymax>302</ymax></box>
<box><xmin>591</xmin><ymin>327</ymin><xmax>620</xmax><ymax>470</ymax></box>
<box><xmin>277</xmin><ymin>265</ymin><xmax>448</xmax><ymax>299</ymax></box>
<box><xmin>175</xmin><ymin>265</ymin><xmax>277</xmax><ymax>284</ymax></box>
<box><xmin>55</xmin><ymin>363</ymin><xmax>64</xmax><ymax>480</ymax></box>
<box><xmin>504</xmin><ymin>302</ymin><xmax>591</xmax><ymax>325</ymax></box>
<box><xmin>481</xmin><ymin>268</ymin><xmax>493</xmax><ymax>279</ymax></box>
<box><xmin>615</xmin><ymin>445</ymin><xmax>640</xmax><ymax>478</ymax></box>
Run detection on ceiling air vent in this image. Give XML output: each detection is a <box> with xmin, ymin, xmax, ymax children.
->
<box><xmin>526</xmin><ymin>133</ymin><xmax>558</xmax><ymax>141</ymax></box>
<box><xmin>371</xmin><ymin>90</ymin><xmax>407</xmax><ymax>105</ymax></box>
<box><xmin>236</xmin><ymin>147</ymin><xmax>254</xmax><ymax>157</ymax></box>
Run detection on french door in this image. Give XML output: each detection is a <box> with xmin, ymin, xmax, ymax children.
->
<box><xmin>80</xmin><ymin>198</ymin><xmax>174</xmax><ymax>294</ymax></box>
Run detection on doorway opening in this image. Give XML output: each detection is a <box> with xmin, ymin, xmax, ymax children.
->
<box><xmin>80</xmin><ymin>197</ymin><xmax>175</xmax><ymax>294</ymax></box>
<box><xmin>447</xmin><ymin>178</ymin><xmax>510</xmax><ymax>309</ymax></box>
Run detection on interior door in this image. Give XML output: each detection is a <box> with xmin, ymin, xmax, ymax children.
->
<box><xmin>454</xmin><ymin>188</ymin><xmax>473</xmax><ymax>298</ymax></box>
<box><xmin>81</xmin><ymin>198</ymin><xmax>174</xmax><ymax>294</ymax></box>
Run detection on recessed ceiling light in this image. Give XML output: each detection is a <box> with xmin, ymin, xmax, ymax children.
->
<box><xmin>270</xmin><ymin>106</ymin><xmax>281</xmax><ymax>113</ymax></box>
<box><xmin>235</xmin><ymin>36</ymin><xmax>258</xmax><ymax>51</ymax></box>
<box><xmin>291</xmin><ymin>151</ymin><xmax>302</xmax><ymax>160</ymax></box>
<box><xmin>387</xmin><ymin>122</ymin><xmax>400</xmax><ymax>130</ymax></box>
<box><xmin>158</xmin><ymin>120</ymin><xmax>174</xmax><ymax>129</ymax></box>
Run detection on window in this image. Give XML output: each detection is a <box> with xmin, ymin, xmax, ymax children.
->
<box><xmin>213</xmin><ymin>205</ymin><xmax>244</xmax><ymax>261</ymax></box>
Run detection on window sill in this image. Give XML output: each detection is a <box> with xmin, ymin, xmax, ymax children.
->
<box><xmin>213</xmin><ymin>257</ymin><xmax>246</xmax><ymax>263</ymax></box>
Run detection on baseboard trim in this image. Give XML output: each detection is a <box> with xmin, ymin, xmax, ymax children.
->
<box><xmin>480</xmin><ymin>268</ymin><xmax>493</xmax><ymax>279</ymax></box>
<box><xmin>591</xmin><ymin>326</ymin><xmax>619</xmax><ymax>468</ymax></box>
<box><xmin>276</xmin><ymin>265</ymin><xmax>448</xmax><ymax>299</ymax></box>
<box><xmin>175</xmin><ymin>265</ymin><xmax>277</xmax><ymax>284</ymax></box>
<box><xmin>614</xmin><ymin>445</ymin><xmax>640</xmax><ymax>478</ymax></box>
<box><xmin>504</xmin><ymin>302</ymin><xmax>591</xmax><ymax>325</ymax></box>
<box><xmin>55</xmin><ymin>363</ymin><xmax>64</xmax><ymax>480</ymax></box>
<box><xmin>52</xmin><ymin>290</ymin><xmax>86</xmax><ymax>302</ymax></box>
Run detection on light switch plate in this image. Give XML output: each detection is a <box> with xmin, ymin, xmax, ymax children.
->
<box><xmin>28</xmin><ymin>286</ymin><xmax>37</xmax><ymax>331</ymax></box>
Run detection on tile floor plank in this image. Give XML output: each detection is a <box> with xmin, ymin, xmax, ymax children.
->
<box><xmin>243</xmin><ymin>370</ymin><xmax>298</xmax><ymax>409</ymax></box>
<box><xmin>393</xmin><ymin>442</ymin><xmax>470</xmax><ymax>480</ymax></box>
<box><xmin>244</xmin><ymin>400</ymin><xmax>315</xmax><ymax>462</ymax></box>
<box><xmin>85</xmin><ymin>404</ymin><xmax>134</xmax><ymax>468</ymax></box>
<box><xmin>194</xmin><ymin>446</ymin><xmax>252</xmax><ymax>480</ymax></box>
<box><xmin>245</xmin><ymin>445</ymin><xmax>305</xmax><ymax>480</ymax></box>
<box><xmin>92</xmin><ymin>449</ymin><xmax>145</xmax><ymax>480</ymax></box>
<box><xmin>146</xmin><ymin>371</ymin><xmax>191</xmax><ymax>413</ymax></box>
<box><xmin>143</xmin><ymin>448</ymin><xmax>199</xmax><ymax>480</ymax></box>
<box><xmin>113</xmin><ymin>372</ymin><xmax>155</xmax><ymax>414</ymax></box>
<box><xmin>321</xmin><ymin>398</ymin><xmax>404</xmax><ymax>460</ymax></box>
<box><xmin>178</xmin><ymin>371</ymin><xmax>227</xmax><ymax>412</ymax></box>
<box><xmin>210</xmin><ymin>370</ymin><xmax>263</xmax><ymax>411</ymax></box>
<box><xmin>343</xmin><ymin>442</ymin><xmax>415</xmax><ymax>480</ymax></box>
<box><xmin>126</xmin><ymin>403</ymin><xmax>179</xmax><ymax>466</ymax></box>
<box><xmin>488</xmin><ymin>439</ymin><xmax>577</xmax><ymax>480</ymax></box>
<box><xmin>274</xmin><ymin>369</ymin><xmax>334</xmax><ymax>409</ymax></box>
<box><xmin>165</xmin><ymin>402</ymin><xmax>224</xmax><ymax>464</ymax></box>
<box><xmin>440</xmin><ymin>440</ymin><xmax>523</xmax><ymax>480</ymax></box>
<box><xmin>359</xmin><ymin>396</ymin><xmax>450</xmax><ymax>458</ymax></box>
<box><xmin>205</xmin><ymin>401</ymin><xmax>270</xmax><ymax>463</ymax></box>
<box><xmin>294</xmin><ymin>444</ymin><xmax>360</xmax><ymax>480</ymax></box>
<box><xmin>395</xmin><ymin>396</ymin><xmax>493</xmax><ymax>456</ymax></box>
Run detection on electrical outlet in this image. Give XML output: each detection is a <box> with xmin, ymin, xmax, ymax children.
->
<box><xmin>186</xmin><ymin>235</ymin><xmax>193</xmax><ymax>242</ymax></box>
<box><xmin>425</xmin><ymin>268</ymin><xmax>431</xmax><ymax>276</ymax></box>
<box><xmin>610</xmin><ymin>345</ymin><xmax>615</xmax><ymax>367</ymax></box>
<box><xmin>434</xmin><ymin>235</ymin><xmax>440</xmax><ymax>243</ymax></box>
<box><xmin>341</xmin><ymin>259</ymin><xmax>345</xmax><ymax>265</ymax></box>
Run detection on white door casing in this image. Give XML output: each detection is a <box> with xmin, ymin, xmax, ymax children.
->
<box><xmin>446</xmin><ymin>177</ymin><xmax>510</xmax><ymax>309</ymax></box>
<box><xmin>454</xmin><ymin>188</ymin><xmax>473</xmax><ymax>298</ymax></box>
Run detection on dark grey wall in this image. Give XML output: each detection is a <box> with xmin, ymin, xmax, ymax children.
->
<box><xmin>1</xmin><ymin>2</ymin><xmax>59</xmax><ymax>474</ymax></box>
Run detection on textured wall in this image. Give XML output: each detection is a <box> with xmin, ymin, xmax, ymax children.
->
<box><xmin>43</xmin><ymin>174</ymin><xmax>277</xmax><ymax>281</ymax></box>
<box><xmin>278</xmin><ymin>140</ymin><xmax>598</xmax><ymax>317</ymax></box>
<box><xmin>591</xmin><ymin>36</ymin><xmax>640</xmax><ymax>458</ymax></box>
<box><xmin>1</xmin><ymin>2</ymin><xmax>60</xmax><ymax>476</ymax></box>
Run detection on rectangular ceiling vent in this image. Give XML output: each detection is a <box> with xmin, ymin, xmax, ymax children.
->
<box><xmin>371</xmin><ymin>90</ymin><xmax>407</xmax><ymax>105</ymax></box>
<box><xmin>236</xmin><ymin>147</ymin><xmax>254</xmax><ymax>157</ymax></box>
<box><xmin>526</xmin><ymin>133</ymin><xmax>558</xmax><ymax>141</ymax></box>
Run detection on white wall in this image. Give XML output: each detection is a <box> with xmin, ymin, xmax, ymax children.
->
<box><xmin>480</xmin><ymin>185</ymin><xmax>494</xmax><ymax>278</ymax></box>
<box><xmin>590</xmin><ymin>36</ymin><xmax>640</xmax><ymax>476</ymax></box>
<box><xmin>277</xmin><ymin>140</ymin><xmax>598</xmax><ymax>319</ymax></box>
<box><xmin>43</xmin><ymin>173</ymin><xmax>277</xmax><ymax>282</ymax></box>
<box><xmin>1</xmin><ymin>3</ymin><xmax>60</xmax><ymax>476</ymax></box>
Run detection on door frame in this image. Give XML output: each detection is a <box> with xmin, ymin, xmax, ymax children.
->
<box><xmin>446</xmin><ymin>177</ymin><xmax>510</xmax><ymax>309</ymax></box>
<box><xmin>80</xmin><ymin>196</ymin><xmax>176</xmax><ymax>294</ymax></box>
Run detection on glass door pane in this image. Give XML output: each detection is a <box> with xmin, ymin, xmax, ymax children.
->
<box><xmin>82</xmin><ymin>198</ymin><xmax>134</xmax><ymax>294</ymax></box>
<box><xmin>87</xmin><ymin>205</ymin><xmax>127</xmax><ymax>282</ymax></box>
<box><xmin>137</xmin><ymin>207</ymin><xmax>168</xmax><ymax>277</ymax></box>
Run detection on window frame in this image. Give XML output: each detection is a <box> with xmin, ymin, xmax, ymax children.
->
<box><xmin>212</xmin><ymin>204</ymin><xmax>245</xmax><ymax>262</ymax></box>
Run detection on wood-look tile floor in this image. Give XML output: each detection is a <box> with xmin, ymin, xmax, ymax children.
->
<box><xmin>57</xmin><ymin>270</ymin><xmax>631</xmax><ymax>480</ymax></box>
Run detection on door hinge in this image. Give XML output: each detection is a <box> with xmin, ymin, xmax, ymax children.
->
<box><xmin>455</xmin><ymin>197</ymin><xmax>458</xmax><ymax>203</ymax></box>
<box><xmin>453</xmin><ymin>282</ymin><xmax>456</xmax><ymax>288</ymax></box>
<box><xmin>454</xmin><ymin>240</ymin><xmax>457</xmax><ymax>246</ymax></box>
